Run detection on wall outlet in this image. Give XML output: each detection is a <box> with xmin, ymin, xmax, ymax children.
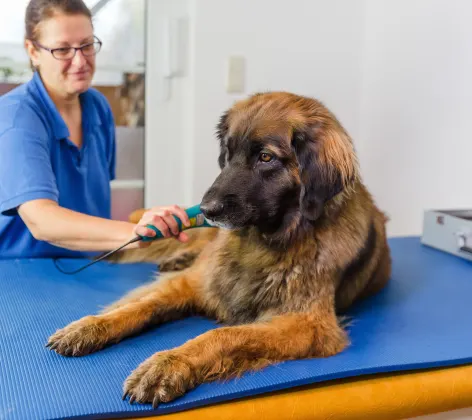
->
<box><xmin>226</xmin><ymin>55</ymin><xmax>246</xmax><ymax>93</ymax></box>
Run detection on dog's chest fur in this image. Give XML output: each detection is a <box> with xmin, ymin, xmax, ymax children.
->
<box><xmin>202</xmin><ymin>230</ymin><xmax>321</xmax><ymax>324</ymax></box>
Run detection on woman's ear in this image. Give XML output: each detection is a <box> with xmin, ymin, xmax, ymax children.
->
<box><xmin>24</xmin><ymin>39</ymin><xmax>40</xmax><ymax>69</ymax></box>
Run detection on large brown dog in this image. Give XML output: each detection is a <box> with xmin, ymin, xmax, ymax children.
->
<box><xmin>47</xmin><ymin>92</ymin><xmax>391</xmax><ymax>408</ymax></box>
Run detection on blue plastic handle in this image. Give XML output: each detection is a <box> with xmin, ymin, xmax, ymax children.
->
<box><xmin>139</xmin><ymin>204</ymin><xmax>210</xmax><ymax>241</ymax></box>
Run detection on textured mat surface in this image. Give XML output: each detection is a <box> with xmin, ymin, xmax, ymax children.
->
<box><xmin>1</xmin><ymin>237</ymin><xmax>472</xmax><ymax>420</ymax></box>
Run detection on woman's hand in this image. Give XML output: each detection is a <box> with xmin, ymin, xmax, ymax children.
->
<box><xmin>133</xmin><ymin>205</ymin><xmax>191</xmax><ymax>245</ymax></box>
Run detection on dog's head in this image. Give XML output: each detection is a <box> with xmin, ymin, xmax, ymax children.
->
<box><xmin>200</xmin><ymin>92</ymin><xmax>359</xmax><ymax>240</ymax></box>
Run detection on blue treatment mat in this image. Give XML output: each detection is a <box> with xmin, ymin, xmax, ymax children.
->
<box><xmin>1</xmin><ymin>237</ymin><xmax>472</xmax><ymax>419</ymax></box>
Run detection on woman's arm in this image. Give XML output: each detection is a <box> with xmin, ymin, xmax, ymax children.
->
<box><xmin>18</xmin><ymin>199</ymin><xmax>191</xmax><ymax>252</ymax></box>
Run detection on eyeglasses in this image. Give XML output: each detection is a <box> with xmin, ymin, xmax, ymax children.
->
<box><xmin>33</xmin><ymin>36</ymin><xmax>102</xmax><ymax>60</ymax></box>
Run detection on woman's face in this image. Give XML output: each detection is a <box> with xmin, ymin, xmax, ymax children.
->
<box><xmin>26</xmin><ymin>13</ymin><xmax>97</xmax><ymax>97</ymax></box>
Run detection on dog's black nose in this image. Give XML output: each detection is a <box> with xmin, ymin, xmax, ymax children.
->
<box><xmin>200</xmin><ymin>200</ymin><xmax>224</xmax><ymax>218</ymax></box>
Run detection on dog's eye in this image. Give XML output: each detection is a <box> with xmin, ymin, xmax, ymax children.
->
<box><xmin>259</xmin><ymin>152</ymin><xmax>273</xmax><ymax>163</ymax></box>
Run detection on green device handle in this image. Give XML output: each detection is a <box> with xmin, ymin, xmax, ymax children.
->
<box><xmin>139</xmin><ymin>204</ymin><xmax>212</xmax><ymax>241</ymax></box>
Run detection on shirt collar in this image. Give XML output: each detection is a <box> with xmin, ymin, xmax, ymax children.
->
<box><xmin>30</xmin><ymin>71</ymin><xmax>101</xmax><ymax>140</ymax></box>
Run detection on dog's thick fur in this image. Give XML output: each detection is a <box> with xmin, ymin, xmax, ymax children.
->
<box><xmin>47</xmin><ymin>92</ymin><xmax>391</xmax><ymax>408</ymax></box>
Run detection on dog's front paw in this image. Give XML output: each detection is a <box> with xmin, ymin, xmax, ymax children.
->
<box><xmin>123</xmin><ymin>351</ymin><xmax>198</xmax><ymax>408</ymax></box>
<box><xmin>46</xmin><ymin>316</ymin><xmax>109</xmax><ymax>356</ymax></box>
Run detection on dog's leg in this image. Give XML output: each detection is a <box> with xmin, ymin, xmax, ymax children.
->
<box><xmin>123</xmin><ymin>301</ymin><xmax>348</xmax><ymax>407</ymax></box>
<box><xmin>98</xmin><ymin>279</ymin><xmax>165</xmax><ymax>314</ymax></box>
<box><xmin>47</xmin><ymin>270</ymin><xmax>203</xmax><ymax>357</ymax></box>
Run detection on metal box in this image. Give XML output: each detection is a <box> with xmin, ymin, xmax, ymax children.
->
<box><xmin>421</xmin><ymin>209</ymin><xmax>472</xmax><ymax>262</ymax></box>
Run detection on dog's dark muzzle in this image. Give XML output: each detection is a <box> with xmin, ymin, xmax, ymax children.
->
<box><xmin>200</xmin><ymin>168</ymin><xmax>251</xmax><ymax>224</ymax></box>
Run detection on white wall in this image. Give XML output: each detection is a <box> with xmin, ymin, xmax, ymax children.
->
<box><xmin>146</xmin><ymin>0</ymin><xmax>472</xmax><ymax>237</ymax></box>
<box><xmin>146</xmin><ymin>0</ymin><xmax>366</xmax><ymax>208</ymax></box>
<box><xmin>359</xmin><ymin>0</ymin><xmax>472</xmax><ymax>236</ymax></box>
<box><xmin>188</xmin><ymin>0</ymin><xmax>366</xmax><ymax>205</ymax></box>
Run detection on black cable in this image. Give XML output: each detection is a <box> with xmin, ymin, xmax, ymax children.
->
<box><xmin>53</xmin><ymin>236</ymin><xmax>142</xmax><ymax>275</ymax></box>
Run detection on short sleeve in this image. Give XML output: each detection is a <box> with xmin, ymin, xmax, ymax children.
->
<box><xmin>0</xmin><ymin>128</ymin><xmax>59</xmax><ymax>216</ymax></box>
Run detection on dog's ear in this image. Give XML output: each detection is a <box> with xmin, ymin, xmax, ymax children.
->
<box><xmin>216</xmin><ymin>110</ymin><xmax>230</xmax><ymax>168</ymax></box>
<box><xmin>292</xmin><ymin>124</ymin><xmax>357</xmax><ymax>221</ymax></box>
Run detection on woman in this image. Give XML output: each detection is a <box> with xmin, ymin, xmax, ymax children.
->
<box><xmin>0</xmin><ymin>0</ymin><xmax>190</xmax><ymax>259</ymax></box>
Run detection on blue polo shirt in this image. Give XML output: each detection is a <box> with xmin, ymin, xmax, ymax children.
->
<box><xmin>0</xmin><ymin>71</ymin><xmax>116</xmax><ymax>259</ymax></box>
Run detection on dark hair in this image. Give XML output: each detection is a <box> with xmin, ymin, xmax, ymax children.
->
<box><xmin>25</xmin><ymin>0</ymin><xmax>92</xmax><ymax>42</ymax></box>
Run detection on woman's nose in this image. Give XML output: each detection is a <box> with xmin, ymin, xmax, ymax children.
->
<box><xmin>72</xmin><ymin>50</ymin><xmax>87</xmax><ymax>66</ymax></box>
